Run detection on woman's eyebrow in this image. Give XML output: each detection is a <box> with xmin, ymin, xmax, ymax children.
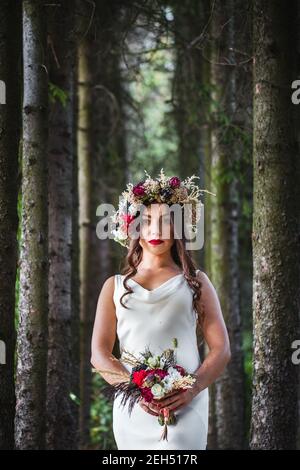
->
<box><xmin>142</xmin><ymin>213</ymin><xmax>170</xmax><ymax>219</ymax></box>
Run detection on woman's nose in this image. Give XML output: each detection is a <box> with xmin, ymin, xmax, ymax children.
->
<box><xmin>150</xmin><ymin>220</ymin><xmax>161</xmax><ymax>237</ymax></box>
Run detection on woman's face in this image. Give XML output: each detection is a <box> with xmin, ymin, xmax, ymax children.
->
<box><xmin>138</xmin><ymin>203</ymin><xmax>174</xmax><ymax>254</ymax></box>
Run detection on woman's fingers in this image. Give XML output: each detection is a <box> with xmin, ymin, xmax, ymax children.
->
<box><xmin>139</xmin><ymin>390</ymin><xmax>189</xmax><ymax>415</ymax></box>
<box><xmin>139</xmin><ymin>400</ymin><xmax>159</xmax><ymax>416</ymax></box>
<box><xmin>166</xmin><ymin>398</ymin><xmax>183</xmax><ymax>411</ymax></box>
<box><xmin>146</xmin><ymin>407</ymin><xmax>159</xmax><ymax>416</ymax></box>
<box><xmin>149</xmin><ymin>399</ymin><xmax>160</xmax><ymax>408</ymax></box>
<box><xmin>153</xmin><ymin>390</ymin><xmax>178</xmax><ymax>401</ymax></box>
<box><xmin>154</xmin><ymin>394</ymin><xmax>181</xmax><ymax>408</ymax></box>
<box><xmin>152</xmin><ymin>390</ymin><xmax>179</xmax><ymax>406</ymax></box>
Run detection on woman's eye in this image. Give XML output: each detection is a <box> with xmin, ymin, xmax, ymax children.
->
<box><xmin>141</xmin><ymin>218</ymin><xmax>170</xmax><ymax>226</ymax></box>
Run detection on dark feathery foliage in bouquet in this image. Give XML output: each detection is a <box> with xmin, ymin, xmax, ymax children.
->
<box><xmin>93</xmin><ymin>338</ymin><xmax>197</xmax><ymax>441</ymax></box>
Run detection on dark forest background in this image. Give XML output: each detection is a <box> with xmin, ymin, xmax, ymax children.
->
<box><xmin>0</xmin><ymin>0</ymin><xmax>300</xmax><ymax>450</ymax></box>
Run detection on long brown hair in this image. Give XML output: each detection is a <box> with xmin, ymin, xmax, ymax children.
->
<box><xmin>118</xmin><ymin>206</ymin><xmax>205</xmax><ymax>331</ymax></box>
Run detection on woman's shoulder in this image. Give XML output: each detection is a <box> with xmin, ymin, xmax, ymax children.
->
<box><xmin>99</xmin><ymin>274</ymin><xmax>123</xmax><ymax>305</ymax></box>
<box><xmin>195</xmin><ymin>269</ymin><xmax>213</xmax><ymax>288</ymax></box>
<box><xmin>104</xmin><ymin>273</ymin><xmax>126</xmax><ymax>289</ymax></box>
<box><xmin>195</xmin><ymin>268</ymin><xmax>208</xmax><ymax>279</ymax></box>
<box><xmin>100</xmin><ymin>274</ymin><xmax>118</xmax><ymax>294</ymax></box>
<box><xmin>195</xmin><ymin>269</ymin><xmax>218</xmax><ymax>301</ymax></box>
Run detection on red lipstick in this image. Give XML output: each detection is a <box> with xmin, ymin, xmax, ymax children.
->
<box><xmin>148</xmin><ymin>239</ymin><xmax>163</xmax><ymax>245</ymax></box>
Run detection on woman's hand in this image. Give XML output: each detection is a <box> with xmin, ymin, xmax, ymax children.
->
<box><xmin>152</xmin><ymin>384</ymin><xmax>200</xmax><ymax>413</ymax></box>
<box><xmin>139</xmin><ymin>397</ymin><xmax>160</xmax><ymax>416</ymax></box>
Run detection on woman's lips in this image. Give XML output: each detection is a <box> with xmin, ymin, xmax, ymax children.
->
<box><xmin>148</xmin><ymin>239</ymin><xmax>163</xmax><ymax>245</ymax></box>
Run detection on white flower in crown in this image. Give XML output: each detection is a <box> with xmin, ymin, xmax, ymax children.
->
<box><xmin>110</xmin><ymin>168</ymin><xmax>215</xmax><ymax>248</ymax></box>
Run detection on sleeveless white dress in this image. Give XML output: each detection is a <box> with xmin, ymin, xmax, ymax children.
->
<box><xmin>112</xmin><ymin>270</ymin><xmax>209</xmax><ymax>450</ymax></box>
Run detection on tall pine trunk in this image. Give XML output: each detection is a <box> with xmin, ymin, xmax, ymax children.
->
<box><xmin>209</xmin><ymin>0</ymin><xmax>245</xmax><ymax>449</ymax></box>
<box><xmin>15</xmin><ymin>0</ymin><xmax>48</xmax><ymax>450</ymax></box>
<box><xmin>46</xmin><ymin>1</ymin><xmax>77</xmax><ymax>449</ymax></box>
<box><xmin>78</xmin><ymin>38</ymin><xmax>94</xmax><ymax>447</ymax></box>
<box><xmin>70</xmin><ymin>9</ymin><xmax>80</xmax><ymax>447</ymax></box>
<box><xmin>89</xmin><ymin>2</ymin><xmax>128</xmax><ymax>284</ymax></box>
<box><xmin>172</xmin><ymin>0</ymin><xmax>212</xmax><ymax>270</ymax></box>
<box><xmin>173</xmin><ymin>0</ymin><xmax>206</xmax><ymax>178</ymax></box>
<box><xmin>77</xmin><ymin>1</ymin><xmax>128</xmax><ymax>446</ymax></box>
<box><xmin>250</xmin><ymin>0</ymin><xmax>300</xmax><ymax>449</ymax></box>
<box><xmin>90</xmin><ymin>2</ymin><xmax>128</xmax><ymax>382</ymax></box>
<box><xmin>0</xmin><ymin>0</ymin><xmax>22</xmax><ymax>450</ymax></box>
<box><xmin>295</xmin><ymin>1</ymin><xmax>300</xmax><ymax>451</ymax></box>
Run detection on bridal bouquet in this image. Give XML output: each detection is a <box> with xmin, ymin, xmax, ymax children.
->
<box><xmin>93</xmin><ymin>338</ymin><xmax>197</xmax><ymax>441</ymax></box>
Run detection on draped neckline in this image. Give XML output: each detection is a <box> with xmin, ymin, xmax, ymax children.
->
<box><xmin>127</xmin><ymin>272</ymin><xmax>184</xmax><ymax>294</ymax></box>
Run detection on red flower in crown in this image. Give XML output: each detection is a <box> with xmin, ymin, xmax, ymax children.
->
<box><xmin>120</xmin><ymin>213</ymin><xmax>135</xmax><ymax>229</ymax></box>
<box><xmin>169</xmin><ymin>176</ymin><xmax>181</xmax><ymax>189</ymax></box>
<box><xmin>133</xmin><ymin>182</ymin><xmax>146</xmax><ymax>197</ymax></box>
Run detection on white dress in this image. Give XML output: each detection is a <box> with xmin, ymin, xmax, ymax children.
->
<box><xmin>112</xmin><ymin>270</ymin><xmax>209</xmax><ymax>450</ymax></box>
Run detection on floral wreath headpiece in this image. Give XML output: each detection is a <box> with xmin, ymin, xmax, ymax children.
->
<box><xmin>110</xmin><ymin>168</ymin><xmax>215</xmax><ymax>248</ymax></box>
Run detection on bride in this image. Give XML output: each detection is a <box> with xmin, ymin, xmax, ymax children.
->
<box><xmin>91</xmin><ymin>170</ymin><xmax>231</xmax><ymax>450</ymax></box>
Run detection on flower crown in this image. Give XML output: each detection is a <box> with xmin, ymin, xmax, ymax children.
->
<box><xmin>111</xmin><ymin>168</ymin><xmax>214</xmax><ymax>248</ymax></box>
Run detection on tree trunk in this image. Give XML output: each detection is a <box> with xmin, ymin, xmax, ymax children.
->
<box><xmin>77</xmin><ymin>1</ymin><xmax>128</xmax><ymax>446</ymax></box>
<box><xmin>46</xmin><ymin>1</ymin><xmax>77</xmax><ymax>449</ymax></box>
<box><xmin>293</xmin><ymin>0</ymin><xmax>300</xmax><ymax>451</ymax></box>
<box><xmin>210</xmin><ymin>0</ymin><xmax>245</xmax><ymax>449</ymax></box>
<box><xmin>172</xmin><ymin>0</ymin><xmax>212</xmax><ymax>271</ymax></box>
<box><xmin>250</xmin><ymin>0</ymin><xmax>300</xmax><ymax>450</ymax></box>
<box><xmin>203</xmin><ymin>48</ymin><xmax>216</xmax><ymax>448</ymax></box>
<box><xmin>293</xmin><ymin>2</ymin><xmax>300</xmax><ymax>450</ymax></box>
<box><xmin>15</xmin><ymin>0</ymin><xmax>48</xmax><ymax>450</ymax></box>
<box><xmin>173</xmin><ymin>0</ymin><xmax>205</xmax><ymax>179</ymax></box>
<box><xmin>70</xmin><ymin>14</ymin><xmax>80</xmax><ymax>448</ymax></box>
<box><xmin>89</xmin><ymin>3</ymin><xmax>128</xmax><ymax>280</ymax></box>
<box><xmin>78</xmin><ymin>38</ymin><xmax>94</xmax><ymax>448</ymax></box>
<box><xmin>0</xmin><ymin>0</ymin><xmax>22</xmax><ymax>450</ymax></box>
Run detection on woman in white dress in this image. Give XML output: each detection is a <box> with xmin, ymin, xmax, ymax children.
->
<box><xmin>91</xmin><ymin>171</ymin><xmax>231</xmax><ymax>450</ymax></box>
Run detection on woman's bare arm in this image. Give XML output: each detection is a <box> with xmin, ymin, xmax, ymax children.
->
<box><xmin>90</xmin><ymin>276</ymin><xmax>130</xmax><ymax>385</ymax></box>
<box><xmin>192</xmin><ymin>270</ymin><xmax>231</xmax><ymax>395</ymax></box>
